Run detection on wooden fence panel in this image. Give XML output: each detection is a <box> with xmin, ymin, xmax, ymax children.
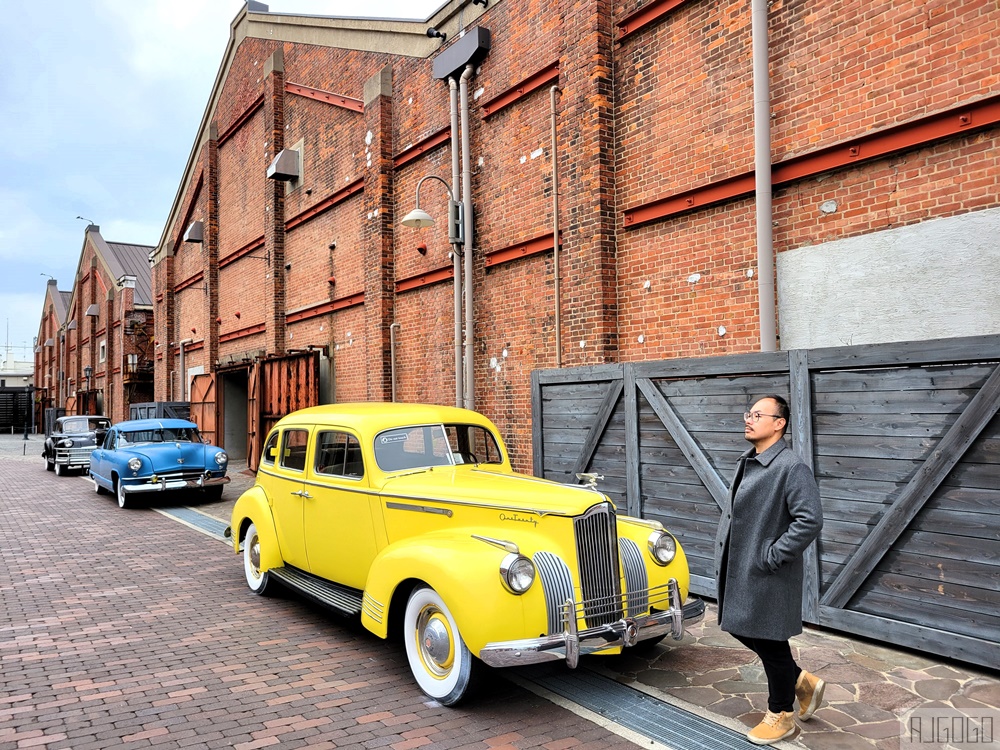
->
<box><xmin>532</xmin><ymin>336</ymin><xmax>1000</xmax><ymax>669</ymax></box>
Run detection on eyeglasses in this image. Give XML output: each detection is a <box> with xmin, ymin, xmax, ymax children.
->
<box><xmin>743</xmin><ymin>411</ymin><xmax>783</xmax><ymax>423</ymax></box>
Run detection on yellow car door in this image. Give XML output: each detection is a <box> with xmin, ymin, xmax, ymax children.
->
<box><xmin>263</xmin><ymin>426</ymin><xmax>311</xmax><ymax>570</ymax></box>
<box><xmin>303</xmin><ymin>429</ymin><xmax>379</xmax><ymax>589</ymax></box>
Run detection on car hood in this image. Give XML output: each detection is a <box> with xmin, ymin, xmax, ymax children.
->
<box><xmin>123</xmin><ymin>443</ymin><xmax>216</xmax><ymax>472</ymax></box>
<box><xmin>378</xmin><ymin>467</ymin><xmax>608</xmax><ymax>517</ymax></box>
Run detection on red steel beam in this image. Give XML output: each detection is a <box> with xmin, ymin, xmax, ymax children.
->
<box><xmin>284</xmin><ymin>82</ymin><xmax>364</xmax><ymax>113</ymax></box>
<box><xmin>394</xmin><ymin>127</ymin><xmax>451</xmax><ymax>170</ymax></box>
<box><xmin>617</xmin><ymin>0</ymin><xmax>693</xmax><ymax>42</ymax></box>
<box><xmin>485</xmin><ymin>233</ymin><xmax>558</xmax><ymax>268</ymax></box>
<box><xmin>172</xmin><ymin>172</ymin><xmax>204</xmax><ymax>255</ymax></box>
<box><xmin>285</xmin><ymin>292</ymin><xmax>365</xmax><ymax>324</ymax></box>
<box><xmin>482</xmin><ymin>62</ymin><xmax>560</xmax><ymax>119</ymax></box>
<box><xmin>173</xmin><ymin>271</ymin><xmax>204</xmax><ymax>293</ymax></box>
<box><xmin>219</xmin><ymin>323</ymin><xmax>266</xmax><ymax>344</ymax></box>
<box><xmin>623</xmin><ymin>94</ymin><xmax>1000</xmax><ymax>229</ymax></box>
<box><xmin>396</xmin><ymin>266</ymin><xmax>454</xmax><ymax>293</ymax></box>
<box><xmin>218</xmin><ymin>95</ymin><xmax>265</xmax><ymax>145</ymax></box>
<box><xmin>285</xmin><ymin>179</ymin><xmax>364</xmax><ymax>231</ymax></box>
<box><xmin>220</xmin><ymin>236</ymin><xmax>266</xmax><ymax>269</ymax></box>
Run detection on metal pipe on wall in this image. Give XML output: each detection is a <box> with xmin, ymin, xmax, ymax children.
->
<box><xmin>178</xmin><ymin>339</ymin><xmax>193</xmax><ymax>401</ymax></box>
<box><xmin>460</xmin><ymin>64</ymin><xmax>475</xmax><ymax>410</ymax></box>
<box><xmin>550</xmin><ymin>85</ymin><xmax>562</xmax><ymax>368</ymax></box>
<box><xmin>752</xmin><ymin>0</ymin><xmax>777</xmax><ymax>351</ymax></box>
<box><xmin>389</xmin><ymin>323</ymin><xmax>401</xmax><ymax>402</ymax></box>
<box><xmin>450</xmin><ymin>77</ymin><xmax>464</xmax><ymax>409</ymax></box>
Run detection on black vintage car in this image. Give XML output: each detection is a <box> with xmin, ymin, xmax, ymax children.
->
<box><xmin>44</xmin><ymin>416</ymin><xmax>111</xmax><ymax>476</ymax></box>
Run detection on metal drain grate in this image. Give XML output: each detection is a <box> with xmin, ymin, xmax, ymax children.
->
<box><xmin>517</xmin><ymin>664</ymin><xmax>750</xmax><ymax>750</ymax></box>
<box><xmin>156</xmin><ymin>506</ymin><xmax>229</xmax><ymax>541</ymax></box>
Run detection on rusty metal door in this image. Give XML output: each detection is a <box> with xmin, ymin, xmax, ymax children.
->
<box><xmin>259</xmin><ymin>351</ymin><xmax>321</xmax><ymax>439</ymax></box>
<box><xmin>188</xmin><ymin>373</ymin><xmax>217</xmax><ymax>445</ymax></box>
<box><xmin>247</xmin><ymin>363</ymin><xmax>261</xmax><ymax>472</ymax></box>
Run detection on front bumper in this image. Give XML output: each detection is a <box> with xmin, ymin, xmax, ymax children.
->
<box><xmin>479</xmin><ymin>578</ymin><xmax>705</xmax><ymax>669</ymax></box>
<box><xmin>122</xmin><ymin>474</ymin><xmax>230</xmax><ymax>494</ymax></box>
<box><xmin>54</xmin><ymin>447</ymin><xmax>93</xmax><ymax>468</ymax></box>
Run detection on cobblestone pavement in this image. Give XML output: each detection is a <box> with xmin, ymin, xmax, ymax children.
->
<box><xmin>3</xmin><ymin>435</ymin><xmax>998</xmax><ymax>750</ymax></box>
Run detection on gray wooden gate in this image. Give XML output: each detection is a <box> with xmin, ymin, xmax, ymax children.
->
<box><xmin>531</xmin><ymin>334</ymin><xmax>1000</xmax><ymax>670</ymax></box>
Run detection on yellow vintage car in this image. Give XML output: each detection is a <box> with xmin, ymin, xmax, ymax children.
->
<box><xmin>228</xmin><ymin>403</ymin><xmax>704</xmax><ymax>705</ymax></box>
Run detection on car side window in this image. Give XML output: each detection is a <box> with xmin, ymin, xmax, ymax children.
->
<box><xmin>315</xmin><ymin>431</ymin><xmax>364</xmax><ymax>479</ymax></box>
<box><xmin>103</xmin><ymin>431</ymin><xmax>115</xmax><ymax>450</ymax></box>
<box><xmin>443</xmin><ymin>424</ymin><xmax>504</xmax><ymax>465</ymax></box>
<box><xmin>280</xmin><ymin>429</ymin><xmax>308</xmax><ymax>472</ymax></box>
<box><xmin>261</xmin><ymin>431</ymin><xmax>279</xmax><ymax>466</ymax></box>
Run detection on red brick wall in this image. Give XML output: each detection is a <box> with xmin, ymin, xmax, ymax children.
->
<box><xmin>149</xmin><ymin>0</ymin><xmax>1000</xmax><ymax>472</ymax></box>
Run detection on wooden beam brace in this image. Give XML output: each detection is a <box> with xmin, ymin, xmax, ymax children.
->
<box><xmin>284</xmin><ymin>82</ymin><xmax>363</xmax><ymax>112</ymax></box>
<box><xmin>822</xmin><ymin>361</ymin><xmax>1000</xmax><ymax>609</ymax></box>
<box><xmin>570</xmin><ymin>379</ymin><xmax>625</xmax><ymax>479</ymax></box>
<box><xmin>789</xmin><ymin>349</ymin><xmax>820</xmax><ymax>622</ymax></box>
<box><xmin>624</xmin><ymin>364</ymin><xmax>642</xmax><ymax>517</ymax></box>
<box><xmin>623</xmin><ymin>93</ymin><xmax>1000</xmax><ymax>229</ymax></box>
<box><xmin>481</xmin><ymin>62</ymin><xmax>560</xmax><ymax>119</ymax></box>
<box><xmin>636</xmin><ymin>377</ymin><xmax>729</xmax><ymax>510</ymax></box>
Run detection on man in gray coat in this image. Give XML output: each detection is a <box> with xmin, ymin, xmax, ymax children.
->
<box><xmin>715</xmin><ymin>394</ymin><xmax>825</xmax><ymax>745</ymax></box>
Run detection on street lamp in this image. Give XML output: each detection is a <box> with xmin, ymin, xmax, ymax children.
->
<box><xmin>83</xmin><ymin>365</ymin><xmax>93</xmax><ymax>392</ymax></box>
<box><xmin>401</xmin><ymin>175</ymin><xmax>464</xmax><ymax>245</ymax></box>
<box><xmin>401</xmin><ymin>175</ymin><xmax>466</xmax><ymax>409</ymax></box>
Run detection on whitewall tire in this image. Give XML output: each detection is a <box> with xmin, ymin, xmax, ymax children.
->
<box><xmin>243</xmin><ymin>522</ymin><xmax>272</xmax><ymax>595</ymax></box>
<box><xmin>403</xmin><ymin>586</ymin><xmax>473</xmax><ymax>706</ymax></box>
<box><xmin>116</xmin><ymin>480</ymin><xmax>131</xmax><ymax>509</ymax></box>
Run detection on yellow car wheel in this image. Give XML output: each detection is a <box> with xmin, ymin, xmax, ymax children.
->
<box><xmin>403</xmin><ymin>586</ymin><xmax>472</xmax><ymax>706</ymax></box>
<box><xmin>243</xmin><ymin>522</ymin><xmax>272</xmax><ymax>595</ymax></box>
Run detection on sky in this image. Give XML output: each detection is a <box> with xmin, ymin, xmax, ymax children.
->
<box><xmin>0</xmin><ymin>0</ymin><xmax>443</xmax><ymax>364</ymax></box>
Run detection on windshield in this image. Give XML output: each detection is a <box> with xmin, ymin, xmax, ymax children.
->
<box><xmin>119</xmin><ymin>427</ymin><xmax>200</xmax><ymax>446</ymax></box>
<box><xmin>374</xmin><ymin>423</ymin><xmax>503</xmax><ymax>472</ymax></box>
<box><xmin>62</xmin><ymin>418</ymin><xmax>109</xmax><ymax>434</ymax></box>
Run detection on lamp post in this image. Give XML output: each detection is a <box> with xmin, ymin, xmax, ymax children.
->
<box><xmin>401</xmin><ymin>175</ymin><xmax>466</xmax><ymax>409</ymax></box>
<box><xmin>83</xmin><ymin>365</ymin><xmax>93</xmax><ymax>412</ymax></box>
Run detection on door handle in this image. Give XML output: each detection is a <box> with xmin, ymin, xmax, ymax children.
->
<box><xmin>290</xmin><ymin>490</ymin><xmax>313</xmax><ymax>499</ymax></box>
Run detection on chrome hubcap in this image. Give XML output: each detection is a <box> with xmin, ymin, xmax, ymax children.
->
<box><xmin>417</xmin><ymin>609</ymin><xmax>453</xmax><ymax>676</ymax></box>
<box><xmin>248</xmin><ymin>536</ymin><xmax>261</xmax><ymax>572</ymax></box>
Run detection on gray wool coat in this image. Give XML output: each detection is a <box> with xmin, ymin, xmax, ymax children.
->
<box><xmin>714</xmin><ymin>439</ymin><xmax>823</xmax><ymax>641</ymax></box>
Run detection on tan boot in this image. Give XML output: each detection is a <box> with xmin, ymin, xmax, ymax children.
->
<box><xmin>747</xmin><ymin>710</ymin><xmax>796</xmax><ymax>745</ymax></box>
<box><xmin>795</xmin><ymin>670</ymin><xmax>826</xmax><ymax>721</ymax></box>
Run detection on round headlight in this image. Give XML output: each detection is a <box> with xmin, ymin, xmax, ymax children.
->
<box><xmin>648</xmin><ymin>530</ymin><xmax>676</xmax><ymax>565</ymax></box>
<box><xmin>500</xmin><ymin>553</ymin><xmax>535</xmax><ymax>594</ymax></box>
<box><xmin>128</xmin><ymin>457</ymin><xmax>142</xmax><ymax>471</ymax></box>
<box><xmin>58</xmin><ymin>439</ymin><xmax>73</xmax><ymax>448</ymax></box>
<box><xmin>215</xmin><ymin>452</ymin><xmax>228</xmax><ymax>466</ymax></box>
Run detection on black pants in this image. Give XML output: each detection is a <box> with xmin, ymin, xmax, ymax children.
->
<box><xmin>733</xmin><ymin>635</ymin><xmax>802</xmax><ymax>713</ymax></box>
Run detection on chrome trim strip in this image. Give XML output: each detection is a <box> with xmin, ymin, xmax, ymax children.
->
<box><xmin>362</xmin><ymin>593</ymin><xmax>385</xmax><ymax>624</ymax></box>
<box><xmin>619</xmin><ymin>538</ymin><xmax>649</xmax><ymax>616</ymax></box>
<box><xmin>534</xmin><ymin>551</ymin><xmax>574</xmax><ymax>635</ymax></box>
<box><xmin>122</xmin><ymin>475</ymin><xmax>230</xmax><ymax>493</ymax></box>
<box><xmin>385</xmin><ymin>502</ymin><xmax>453</xmax><ymax>517</ymax></box>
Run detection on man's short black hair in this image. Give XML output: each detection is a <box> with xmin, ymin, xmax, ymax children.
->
<box><xmin>759</xmin><ymin>394</ymin><xmax>790</xmax><ymax>435</ymax></box>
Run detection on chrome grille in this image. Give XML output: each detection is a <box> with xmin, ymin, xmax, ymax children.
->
<box><xmin>155</xmin><ymin>469</ymin><xmax>208</xmax><ymax>482</ymax></box>
<box><xmin>534</xmin><ymin>551</ymin><xmax>574</xmax><ymax>635</ymax></box>
<box><xmin>619</xmin><ymin>538</ymin><xmax>649</xmax><ymax>616</ymax></box>
<box><xmin>574</xmin><ymin>502</ymin><xmax>622</xmax><ymax>627</ymax></box>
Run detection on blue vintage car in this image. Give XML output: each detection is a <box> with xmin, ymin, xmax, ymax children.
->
<box><xmin>89</xmin><ymin>418</ymin><xmax>230</xmax><ymax>509</ymax></box>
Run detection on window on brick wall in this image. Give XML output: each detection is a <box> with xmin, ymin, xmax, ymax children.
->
<box><xmin>99</xmin><ymin>340</ymin><xmax>106</xmax><ymax>363</ymax></box>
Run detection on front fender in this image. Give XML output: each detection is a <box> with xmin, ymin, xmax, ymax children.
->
<box><xmin>230</xmin><ymin>486</ymin><xmax>283</xmax><ymax>573</ymax></box>
<box><xmin>362</xmin><ymin>530</ymin><xmax>541</xmax><ymax>653</ymax></box>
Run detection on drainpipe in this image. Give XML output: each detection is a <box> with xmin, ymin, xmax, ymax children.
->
<box><xmin>550</xmin><ymin>85</ymin><xmax>562</xmax><ymax>368</ymax></box>
<box><xmin>178</xmin><ymin>339</ymin><xmax>193</xmax><ymax>401</ymax></box>
<box><xmin>460</xmin><ymin>64</ymin><xmax>475</xmax><ymax>410</ymax></box>
<box><xmin>389</xmin><ymin>323</ymin><xmax>401</xmax><ymax>402</ymax></box>
<box><xmin>752</xmin><ymin>0</ymin><xmax>776</xmax><ymax>351</ymax></box>
<box><xmin>450</xmin><ymin>77</ymin><xmax>464</xmax><ymax>409</ymax></box>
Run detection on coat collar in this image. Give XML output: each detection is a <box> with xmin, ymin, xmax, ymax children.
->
<box><xmin>741</xmin><ymin>438</ymin><xmax>788</xmax><ymax>466</ymax></box>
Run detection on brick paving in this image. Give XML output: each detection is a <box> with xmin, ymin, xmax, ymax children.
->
<box><xmin>0</xmin><ymin>437</ymin><xmax>642</xmax><ymax>750</ymax></box>
<box><xmin>4</xmin><ymin>434</ymin><xmax>998</xmax><ymax>750</ymax></box>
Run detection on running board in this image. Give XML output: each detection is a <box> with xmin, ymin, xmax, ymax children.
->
<box><xmin>269</xmin><ymin>565</ymin><xmax>364</xmax><ymax>617</ymax></box>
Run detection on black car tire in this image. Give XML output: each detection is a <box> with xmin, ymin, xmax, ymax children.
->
<box><xmin>92</xmin><ymin>475</ymin><xmax>109</xmax><ymax>495</ymax></box>
<box><xmin>46</xmin><ymin>456</ymin><xmax>54</xmax><ymax>471</ymax></box>
<box><xmin>55</xmin><ymin>462</ymin><xmax>66</xmax><ymax>477</ymax></box>
<box><xmin>116</xmin><ymin>480</ymin><xmax>131</xmax><ymax>509</ymax></box>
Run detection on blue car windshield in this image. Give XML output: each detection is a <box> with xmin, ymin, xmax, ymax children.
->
<box><xmin>119</xmin><ymin>428</ymin><xmax>200</xmax><ymax>446</ymax></box>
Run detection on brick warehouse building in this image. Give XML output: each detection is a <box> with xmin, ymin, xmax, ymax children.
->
<box><xmin>33</xmin><ymin>225</ymin><xmax>155</xmax><ymax>426</ymax></box>
<box><xmin>151</xmin><ymin>0</ymin><xmax>1000</xmax><ymax>471</ymax></box>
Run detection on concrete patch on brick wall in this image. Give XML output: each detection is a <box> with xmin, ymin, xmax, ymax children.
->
<box><xmin>777</xmin><ymin>207</ymin><xmax>1000</xmax><ymax>350</ymax></box>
